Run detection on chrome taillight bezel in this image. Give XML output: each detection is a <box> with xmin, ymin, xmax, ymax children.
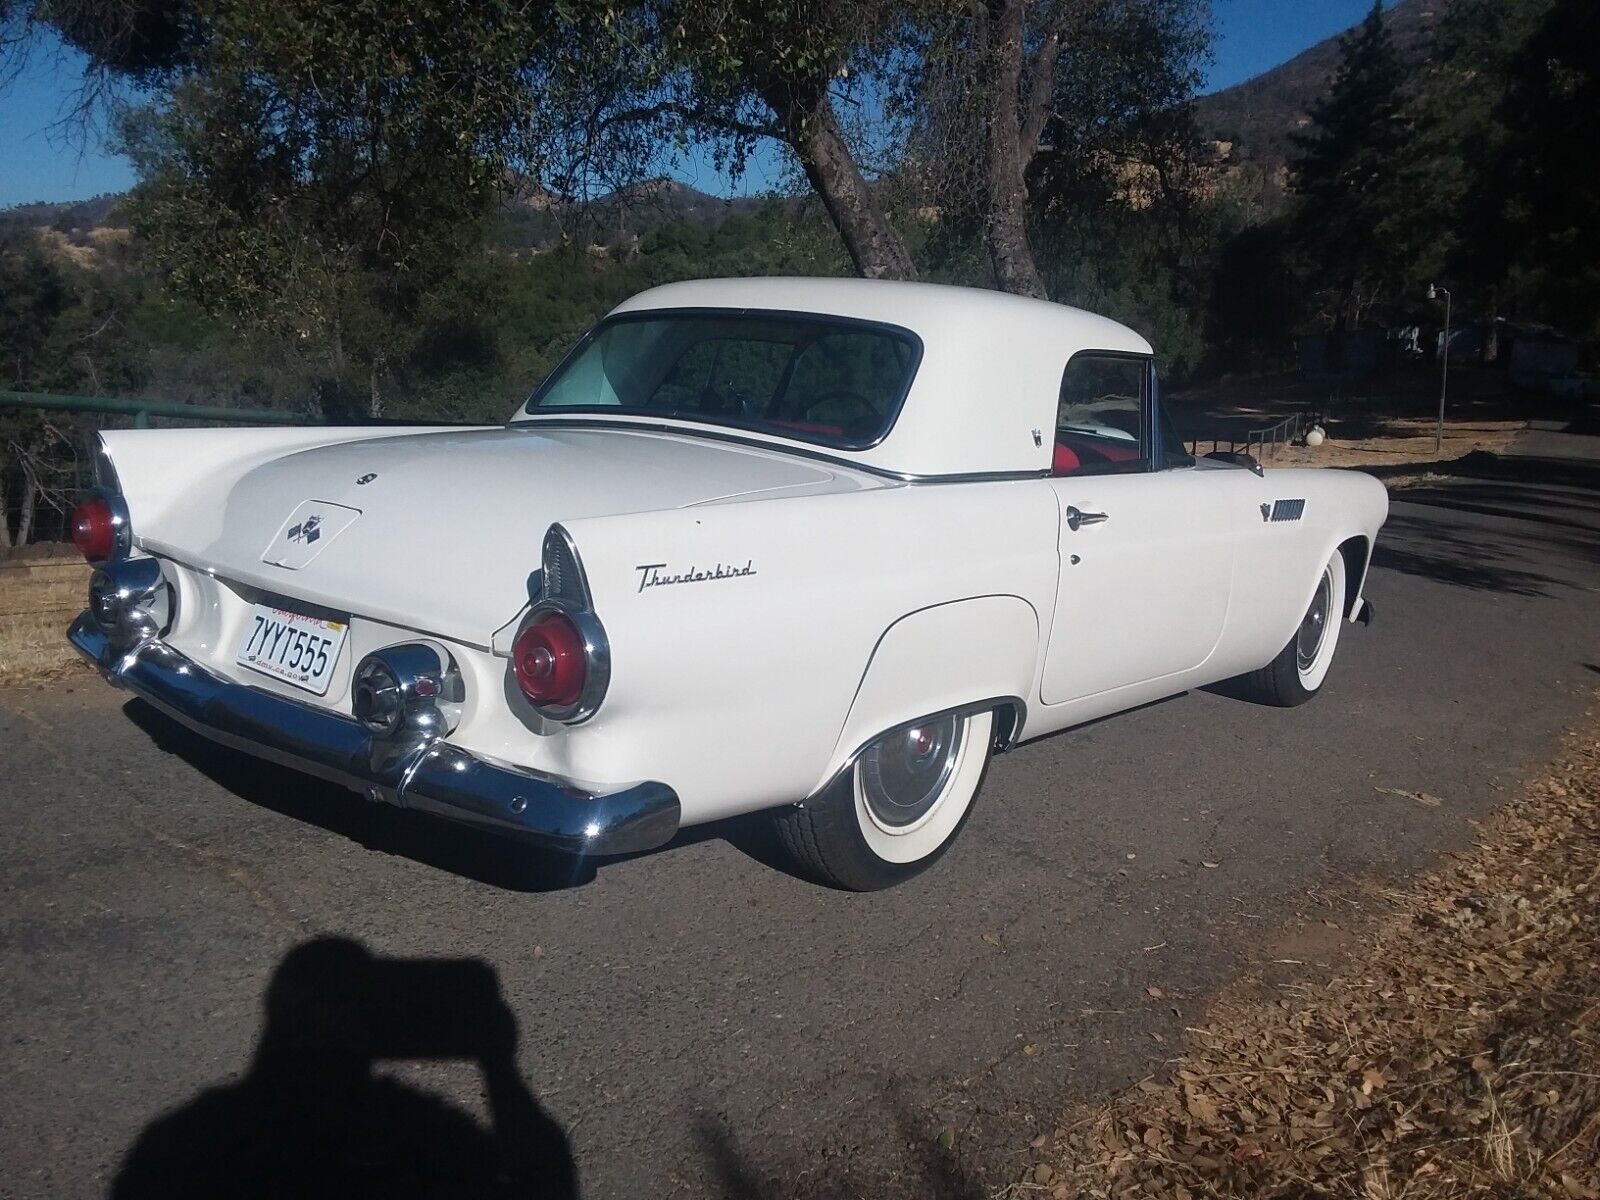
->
<box><xmin>511</xmin><ymin>525</ymin><xmax>610</xmax><ymax>724</ymax></box>
<box><xmin>512</xmin><ymin>599</ymin><xmax>611</xmax><ymax>724</ymax></box>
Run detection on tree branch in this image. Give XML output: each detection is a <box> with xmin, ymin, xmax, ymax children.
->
<box><xmin>594</xmin><ymin>100</ymin><xmax>781</xmax><ymax>143</ymax></box>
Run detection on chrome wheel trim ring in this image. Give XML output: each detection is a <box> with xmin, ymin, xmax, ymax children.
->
<box><xmin>858</xmin><ymin>714</ymin><xmax>966</xmax><ymax>835</ymax></box>
<box><xmin>1296</xmin><ymin>568</ymin><xmax>1333</xmax><ymax>672</ymax></box>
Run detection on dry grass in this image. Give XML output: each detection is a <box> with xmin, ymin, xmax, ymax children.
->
<box><xmin>1016</xmin><ymin>701</ymin><xmax>1600</xmax><ymax>1200</ymax></box>
<box><xmin>1252</xmin><ymin>417</ymin><xmax>1526</xmax><ymax>471</ymax></box>
<box><xmin>0</xmin><ymin>550</ymin><xmax>90</xmax><ymax>685</ymax></box>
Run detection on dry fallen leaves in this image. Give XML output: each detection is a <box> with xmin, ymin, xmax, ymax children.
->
<box><xmin>1025</xmin><ymin>703</ymin><xmax>1600</xmax><ymax>1200</ymax></box>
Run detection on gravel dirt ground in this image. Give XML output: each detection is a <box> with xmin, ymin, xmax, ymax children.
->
<box><xmin>1</xmin><ymin>418</ymin><xmax>1597</xmax><ymax>1199</ymax></box>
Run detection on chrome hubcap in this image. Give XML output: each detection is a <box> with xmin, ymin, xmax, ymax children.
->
<box><xmin>859</xmin><ymin>714</ymin><xmax>965</xmax><ymax>829</ymax></box>
<box><xmin>1296</xmin><ymin>570</ymin><xmax>1333</xmax><ymax>671</ymax></box>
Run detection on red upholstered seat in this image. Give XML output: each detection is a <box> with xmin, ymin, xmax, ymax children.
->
<box><xmin>1053</xmin><ymin>433</ymin><xmax>1141</xmax><ymax>474</ymax></box>
<box><xmin>1051</xmin><ymin>443</ymin><xmax>1082</xmax><ymax>475</ymax></box>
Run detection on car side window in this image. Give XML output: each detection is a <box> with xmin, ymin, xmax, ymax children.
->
<box><xmin>1157</xmin><ymin>396</ymin><xmax>1195</xmax><ymax>469</ymax></box>
<box><xmin>1052</xmin><ymin>354</ymin><xmax>1150</xmax><ymax>477</ymax></box>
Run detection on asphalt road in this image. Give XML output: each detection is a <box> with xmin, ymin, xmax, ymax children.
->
<box><xmin>3</xmin><ymin>421</ymin><xmax>1597</xmax><ymax>1199</ymax></box>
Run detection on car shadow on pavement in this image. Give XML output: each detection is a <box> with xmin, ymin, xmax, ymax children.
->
<box><xmin>110</xmin><ymin>936</ymin><xmax>579</xmax><ymax>1199</ymax></box>
<box><xmin>124</xmin><ymin>697</ymin><xmax>799</xmax><ymax>890</ymax></box>
<box><xmin>124</xmin><ymin>699</ymin><xmax>605</xmax><ymax>892</ymax></box>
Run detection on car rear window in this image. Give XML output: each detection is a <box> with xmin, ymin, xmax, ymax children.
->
<box><xmin>524</xmin><ymin>311</ymin><xmax>921</xmax><ymax>449</ymax></box>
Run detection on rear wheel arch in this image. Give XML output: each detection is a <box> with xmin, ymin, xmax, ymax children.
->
<box><xmin>816</xmin><ymin>594</ymin><xmax>1039</xmax><ymax>796</ymax></box>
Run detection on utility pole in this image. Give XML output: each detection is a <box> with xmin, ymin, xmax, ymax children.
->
<box><xmin>1428</xmin><ymin>284</ymin><xmax>1452</xmax><ymax>456</ymax></box>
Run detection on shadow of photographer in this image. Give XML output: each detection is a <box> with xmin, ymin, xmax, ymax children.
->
<box><xmin>112</xmin><ymin>937</ymin><xmax>578</xmax><ymax>1199</ymax></box>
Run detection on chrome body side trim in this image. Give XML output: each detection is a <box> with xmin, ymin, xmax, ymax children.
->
<box><xmin>507</xmin><ymin>418</ymin><xmax>1050</xmax><ymax>484</ymax></box>
<box><xmin>69</xmin><ymin>612</ymin><xmax>679</xmax><ymax>856</ymax></box>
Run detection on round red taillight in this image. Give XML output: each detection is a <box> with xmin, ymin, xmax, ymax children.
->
<box><xmin>71</xmin><ymin>497</ymin><xmax>116</xmax><ymax>562</ymax></box>
<box><xmin>512</xmin><ymin>611</ymin><xmax>587</xmax><ymax>708</ymax></box>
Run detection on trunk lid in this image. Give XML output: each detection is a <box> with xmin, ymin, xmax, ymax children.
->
<box><xmin>139</xmin><ymin>425</ymin><xmax>861</xmax><ymax>643</ymax></box>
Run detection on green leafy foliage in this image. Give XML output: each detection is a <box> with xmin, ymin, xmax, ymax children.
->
<box><xmin>1440</xmin><ymin>0</ymin><xmax>1599</xmax><ymax>341</ymax></box>
<box><xmin>0</xmin><ymin>198</ymin><xmax>848</xmax><ymax>426</ymax></box>
<box><xmin>115</xmin><ymin>0</ymin><xmax>558</xmax><ymax>418</ymax></box>
<box><xmin>2</xmin><ymin>0</ymin><xmax>1593</xmax><ymax>492</ymax></box>
<box><xmin>1285</xmin><ymin>1</ymin><xmax>1414</xmax><ymax>329</ymax></box>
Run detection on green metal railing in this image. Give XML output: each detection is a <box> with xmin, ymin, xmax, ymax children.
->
<box><xmin>1</xmin><ymin>391</ymin><xmax>321</xmax><ymax>546</ymax></box>
<box><xmin>0</xmin><ymin>391</ymin><xmax>313</xmax><ymax>428</ymax></box>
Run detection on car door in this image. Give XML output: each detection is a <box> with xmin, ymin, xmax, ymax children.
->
<box><xmin>1040</xmin><ymin>353</ymin><xmax>1238</xmax><ymax>708</ymax></box>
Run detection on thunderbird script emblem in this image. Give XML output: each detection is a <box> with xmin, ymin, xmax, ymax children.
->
<box><xmin>635</xmin><ymin>560</ymin><xmax>757</xmax><ymax>593</ymax></box>
<box><xmin>286</xmin><ymin>515</ymin><xmax>323</xmax><ymax>544</ymax></box>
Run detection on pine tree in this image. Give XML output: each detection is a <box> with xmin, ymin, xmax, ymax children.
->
<box><xmin>1287</xmin><ymin>0</ymin><xmax>1410</xmax><ymax>329</ymax></box>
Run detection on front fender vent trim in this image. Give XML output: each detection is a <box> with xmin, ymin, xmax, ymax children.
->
<box><xmin>1269</xmin><ymin>498</ymin><xmax>1306</xmax><ymax>523</ymax></box>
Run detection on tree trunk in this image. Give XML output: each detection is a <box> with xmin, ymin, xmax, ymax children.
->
<box><xmin>767</xmin><ymin>79</ymin><xmax>917</xmax><ymax>281</ymax></box>
<box><xmin>982</xmin><ymin>0</ymin><xmax>1047</xmax><ymax>299</ymax></box>
<box><xmin>16</xmin><ymin>471</ymin><xmax>37</xmax><ymax>547</ymax></box>
<box><xmin>0</xmin><ymin>451</ymin><xmax>12</xmax><ymax>550</ymax></box>
<box><xmin>368</xmin><ymin>355</ymin><xmax>385</xmax><ymax>419</ymax></box>
<box><xmin>1332</xmin><ymin>267</ymin><xmax>1358</xmax><ymax>332</ymax></box>
<box><xmin>1483</xmin><ymin>287</ymin><xmax>1499</xmax><ymax>363</ymax></box>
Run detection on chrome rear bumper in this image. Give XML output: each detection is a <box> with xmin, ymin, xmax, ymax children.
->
<box><xmin>69</xmin><ymin>611</ymin><xmax>679</xmax><ymax>856</ymax></box>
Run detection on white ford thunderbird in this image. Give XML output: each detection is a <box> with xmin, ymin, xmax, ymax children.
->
<box><xmin>69</xmin><ymin>279</ymin><xmax>1387</xmax><ymax>890</ymax></box>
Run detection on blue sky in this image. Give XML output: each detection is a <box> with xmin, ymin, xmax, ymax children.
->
<box><xmin>0</xmin><ymin>0</ymin><xmax>1391</xmax><ymax>209</ymax></box>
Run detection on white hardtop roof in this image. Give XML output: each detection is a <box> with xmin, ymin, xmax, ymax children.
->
<box><xmin>590</xmin><ymin>277</ymin><xmax>1155</xmax><ymax>477</ymax></box>
<box><xmin>613</xmin><ymin>277</ymin><xmax>1152</xmax><ymax>358</ymax></box>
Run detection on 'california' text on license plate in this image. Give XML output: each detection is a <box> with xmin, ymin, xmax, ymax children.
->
<box><xmin>235</xmin><ymin>604</ymin><xmax>348</xmax><ymax>695</ymax></box>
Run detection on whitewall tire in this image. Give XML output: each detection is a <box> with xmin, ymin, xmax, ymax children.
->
<box><xmin>1230</xmin><ymin>551</ymin><xmax>1347</xmax><ymax>707</ymax></box>
<box><xmin>775</xmin><ymin>709</ymin><xmax>995</xmax><ymax>891</ymax></box>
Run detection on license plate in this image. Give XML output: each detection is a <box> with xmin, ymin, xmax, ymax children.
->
<box><xmin>235</xmin><ymin>604</ymin><xmax>347</xmax><ymax>695</ymax></box>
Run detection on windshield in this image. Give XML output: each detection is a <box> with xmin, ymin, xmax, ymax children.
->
<box><xmin>522</xmin><ymin>311</ymin><xmax>921</xmax><ymax>449</ymax></box>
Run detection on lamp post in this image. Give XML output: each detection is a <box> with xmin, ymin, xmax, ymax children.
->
<box><xmin>1428</xmin><ymin>283</ymin><xmax>1452</xmax><ymax>456</ymax></box>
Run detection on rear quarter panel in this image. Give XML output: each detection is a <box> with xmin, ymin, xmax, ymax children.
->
<box><xmin>475</xmin><ymin>481</ymin><xmax>1062</xmax><ymax>825</ymax></box>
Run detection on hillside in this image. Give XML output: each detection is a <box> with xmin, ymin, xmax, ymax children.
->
<box><xmin>1196</xmin><ymin>0</ymin><xmax>1447</xmax><ymax>173</ymax></box>
<box><xmin>9</xmin><ymin>4</ymin><xmax>1451</xmax><ymax>244</ymax></box>
<box><xmin>0</xmin><ymin>193</ymin><xmax>125</xmax><ymax>231</ymax></box>
<box><xmin>2</xmin><ymin>178</ymin><xmax>779</xmax><ymax>257</ymax></box>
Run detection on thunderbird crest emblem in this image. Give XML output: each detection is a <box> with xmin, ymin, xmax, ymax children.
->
<box><xmin>286</xmin><ymin>515</ymin><xmax>323</xmax><ymax>544</ymax></box>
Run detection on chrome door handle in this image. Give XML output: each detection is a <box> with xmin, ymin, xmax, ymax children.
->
<box><xmin>1065</xmin><ymin>506</ymin><xmax>1109</xmax><ymax>532</ymax></box>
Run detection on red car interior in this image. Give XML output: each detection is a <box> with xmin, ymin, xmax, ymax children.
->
<box><xmin>769</xmin><ymin>419</ymin><xmax>845</xmax><ymax>438</ymax></box>
<box><xmin>1051</xmin><ymin>433</ymin><xmax>1142</xmax><ymax>476</ymax></box>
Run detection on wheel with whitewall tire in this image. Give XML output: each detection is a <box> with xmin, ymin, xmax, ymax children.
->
<box><xmin>1230</xmin><ymin>551</ymin><xmax>1347</xmax><ymax>707</ymax></box>
<box><xmin>774</xmin><ymin>708</ymin><xmax>995</xmax><ymax>891</ymax></box>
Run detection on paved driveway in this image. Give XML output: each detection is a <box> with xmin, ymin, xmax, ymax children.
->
<box><xmin>3</xmin><ymin>422</ymin><xmax>1597</xmax><ymax>1198</ymax></box>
